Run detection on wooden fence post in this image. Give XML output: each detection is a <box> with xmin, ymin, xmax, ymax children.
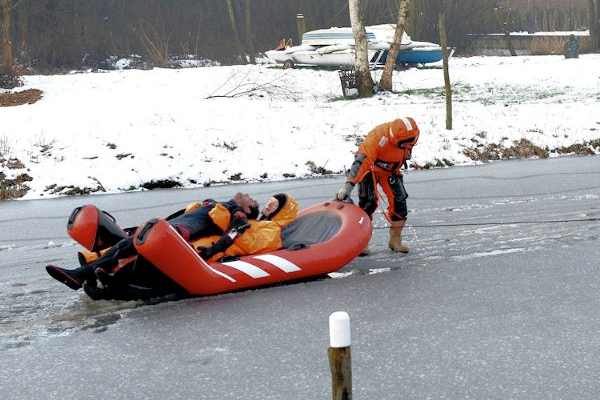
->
<box><xmin>296</xmin><ymin>14</ymin><xmax>305</xmax><ymax>46</ymax></box>
<box><xmin>328</xmin><ymin>311</ymin><xmax>352</xmax><ymax>400</ymax></box>
<box><xmin>439</xmin><ymin>12</ymin><xmax>452</xmax><ymax>130</ymax></box>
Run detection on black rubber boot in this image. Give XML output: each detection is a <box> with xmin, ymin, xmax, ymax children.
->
<box><xmin>46</xmin><ymin>264</ymin><xmax>94</xmax><ymax>290</ymax></box>
<box><xmin>95</xmin><ymin>267</ymin><xmax>114</xmax><ymax>286</ymax></box>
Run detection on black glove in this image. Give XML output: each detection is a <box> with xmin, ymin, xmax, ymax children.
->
<box><xmin>197</xmin><ymin>246</ymin><xmax>216</xmax><ymax>260</ymax></box>
<box><xmin>335</xmin><ymin>182</ymin><xmax>355</xmax><ymax>201</ymax></box>
<box><xmin>197</xmin><ymin>233</ymin><xmax>234</xmax><ymax>260</ymax></box>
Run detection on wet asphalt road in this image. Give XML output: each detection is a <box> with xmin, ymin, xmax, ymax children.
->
<box><xmin>1</xmin><ymin>156</ymin><xmax>599</xmax><ymax>399</ymax></box>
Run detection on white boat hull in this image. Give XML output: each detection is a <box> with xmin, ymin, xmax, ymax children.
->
<box><xmin>266</xmin><ymin>48</ymin><xmax>378</xmax><ymax>68</ymax></box>
<box><xmin>301</xmin><ymin>24</ymin><xmax>410</xmax><ymax>46</ymax></box>
<box><xmin>265</xmin><ymin>24</ymin><xmax>446</xmax><ymax>68</ymax></box>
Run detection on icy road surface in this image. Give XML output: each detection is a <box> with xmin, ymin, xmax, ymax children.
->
<box><xmin>1</xmin><ymin>156</ymin><xmax>599</xmax><ymax>399</ymax></box>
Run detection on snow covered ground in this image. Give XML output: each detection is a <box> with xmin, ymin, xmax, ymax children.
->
<box><xmin>1</xmin><ymin>54</ymin><xmax>599</xmax><ymax>199</ymax></box>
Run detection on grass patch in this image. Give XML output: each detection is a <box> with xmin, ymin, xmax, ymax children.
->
<box><xmin>0</xmin><ymin>137</ymin><xmax>31</xmax><ymax>199</ymax></box>
<box><xmin>0</xmin><ymin>172</ymin><xmax>32</xmax><ymax>200</ymax></box>
<box><xmin>397</xmin><ymin>87</ymin><xmax>445</xmax><ymax>98</ymax></box>
<box><xmin>555</xmin><ymin>138</ymin><xmax>600</xmax><ymax>155</ymax></box>
<box><xmin>330</xmin><ymin>94</ymin><xmax>359</xmax><ymax>102</ymax></box>
<box><xmin>411</xmin><ymin>158</ymin><xmax>455</xmax><ymax>170</ymax></box>
<box><xmin>0</xmin><ymin>89</ymin><xmax>43</xmax><ymax>107</ymax></box>
<box><xmin>463</xmin><ymin>139</ymin><xmax>549</xmax><ymax>162</ymax></box>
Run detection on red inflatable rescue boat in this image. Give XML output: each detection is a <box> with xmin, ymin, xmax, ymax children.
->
<box><xmin>134</xmin><ymin>201</ymin><xmax>372</xmax><ymax>296</ymax></box>
<box><xmin>65</xmin><ymin>200</ymin><xmax>371</xmax><ymax>300</ymax></box>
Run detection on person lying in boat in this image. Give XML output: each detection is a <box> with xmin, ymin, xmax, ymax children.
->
<box><xmin>193</xmin><ymin>192</ymin><xmax>298</xmax><ymax>261</ymax></box>
<box><xmin>92</xmin><ymin>192</ymin><xmax>298</xmax><ymax>294</ymax></box>
<box><xmin>46</xmin><ymin>192</ymin><xmax>260</xmax><ymax>291</ymax></box>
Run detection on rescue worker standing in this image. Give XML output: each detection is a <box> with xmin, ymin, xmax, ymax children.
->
<box><xmin>335</xmin><ymin>117</ymin><xmax>420</xmax><ymax>254</ymax></box>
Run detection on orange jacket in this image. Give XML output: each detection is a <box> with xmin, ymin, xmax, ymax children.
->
<box><xmin>349</xmin><ymin>117</ymin><xmax>420</xmax><ymax>183</ymax></box>
<box><xmin>192</xmin><ymin>193</ymin><xmax>299</xmax><ymax>261</ymax></box>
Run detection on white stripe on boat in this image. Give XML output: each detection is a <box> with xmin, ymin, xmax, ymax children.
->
<box><xmin>253</xmin><ymin>254</ymin><xmax>302</xmax><ymax>273</ymax></box>
<box><xmin>222</xmin><ymin>260</ymin><xmax>270</xmax><ymax>278</ymax></box>
<box><xmin>172</xmin><ymin>224</ymin><xmax>237</xmax><ymax>282</ymax></box>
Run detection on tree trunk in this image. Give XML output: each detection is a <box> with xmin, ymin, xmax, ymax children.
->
<box><xmin>407</xmin><ymin>0</ymin><xmax>421</xmax><ymax>41</ymax></box>
<box><xmin>589</xmin><ymin>0</ymin><xmax>599</xmax><ymax>51</ymax></box>
<box><xmin>495</xmin><ymin>7</ymin><xmax>517</xmax><ymax>56</ymax></box>
<box><xmin>16</xmin><ymin>0</ymin><xmax>26</xmax><ymax>63</ymax></box>
<box><xmin>379</xmin><ymin>0</ymin><xmax>409</xmax><ymax>92</ymax></box>
<box><xmin>244</xmin><ymin>0</ymin><xmax>255</xmax><ymax>64</ymax></box>
<box><xmin>1</xmin><ymin>0</ymin><xmax>13</xmax><ymax>72</ymax></box>
<box><xmin>597</xmin><ymin>0</ymin><xmax>600</xmax><ymax>51</ymax></box>
<box><xmin>226</xmin><ymin>0</ymin><xmax>246</xmax><ymax>64</ymax></box>
<box><xmin>528</xmin><ymin>0</ymin><xmax>537</xmax><ymax>33</ymax></box>
<box><xmin>348</xmin><ymin>0</ymin><xmax>373</xmax><ymax>98</ymax></box>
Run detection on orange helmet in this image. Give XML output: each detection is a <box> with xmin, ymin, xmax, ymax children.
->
<box><xmin>388</xmin><ymin>117</ymin><xmax>420</xmax><ymax>149</ymax></box>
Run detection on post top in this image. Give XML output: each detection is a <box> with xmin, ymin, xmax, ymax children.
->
<box><xmin>329</xmin><ymin>311</ymin><xmax>351</xmax><ymax>348</ymax></box>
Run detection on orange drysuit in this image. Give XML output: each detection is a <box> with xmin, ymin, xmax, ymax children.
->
<box><xmin>345</xmin><ymin>117</ymin><xmax>420</xmax><ymax>221</ymax></box>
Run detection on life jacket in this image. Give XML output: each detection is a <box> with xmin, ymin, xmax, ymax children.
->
<box><xmin>182</xmin><ymin>200</ymin><xmax>232</xmax><ymax>231</ymax></box>
<box><xmin>171</xmin><ymin>199</ymin><xmax>243</xmax><ymax>241</ymax></box>
<box><xmin>191</xmin><ymin>193</ymin><xmax>299</xmax><ymax>261</ymax></box>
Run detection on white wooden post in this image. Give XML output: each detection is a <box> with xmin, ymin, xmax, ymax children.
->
<box><xmin>328</xmin><ymin>311</ymin><xmax>352</xmax><ymax>400</ymax></box>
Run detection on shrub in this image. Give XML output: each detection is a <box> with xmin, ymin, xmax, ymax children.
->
<box><xmin>0</xmin><ymin>67</ymin><xmax>23</xmax><ymax>90</ymax></box>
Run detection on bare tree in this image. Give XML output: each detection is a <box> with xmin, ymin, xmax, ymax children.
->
<box><xmin>379</xmin><ymin>0</ymin><xmax>409</xmax><ymax>92</ymax></box>
<box><xmin>349</xmin><ymin>0</ymin><xmax>374</xmax><ymax>97</ymax></box>
<box><xmin>589</xmin><ymin>0</ymin><xmax>599</xmax><ymax>51</ymax></box>
<box><xmin>407</xmin><ymin>0</ymin><xmax>423</xmax><ymax>41</ymax></box>
<box><xmin>206</xmin><ymin>68</ymin><xmax>300</xmax><ymax>100</ymax></box>
<box><xmin>1</xmin><ymin>0</ymin><xmax>13</xmax><ymax>71</ymax></box>
<box><xmin>244</xmin><ymin>0</ymin><xmax>256</xmax><ymax>64</ymax></box>
<box><xmin>528</xmin><ymin>0</ymin><xmax>537</xmax><ymax>32</ymax></box>
<box><xmin>226</xmin><ymin>0</ymin><xmax>246</xmax><ymax>64</ymax></box>
<box><xmin>495</xmin><ymin>6</ymin><xmax>517</xmax><ymax>56</ymax></box>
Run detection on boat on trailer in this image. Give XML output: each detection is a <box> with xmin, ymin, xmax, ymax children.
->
<box><xmin>66</xmin><ymin>201</ymin><xmax>372</xmax><ymax>300</ymax></box>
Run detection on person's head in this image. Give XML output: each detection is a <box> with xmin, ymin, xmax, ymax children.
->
<box><xmin>233</xmin><ymin>192</ymin><xmax>259</xmax><ymax>219</ymax></box>
<box><xmin>389</xmin><ymin>117</ymin><xmax>420</xmax><ymax>159</ymax></box>
<box><xmin>260</xmin><ymin>193</ymin><xmax>288</xmax><ymax>220</ymax></box>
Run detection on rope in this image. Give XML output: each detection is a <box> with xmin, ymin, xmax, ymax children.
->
<box><xmin>373</xmin><ymin>169</ymin><xmax>408</xmax><ymax>223</ymax></box>
<box><xmin>370</xmin><ymin>217</ymin><xmax>600</xmax><ymax>230</ymax></box>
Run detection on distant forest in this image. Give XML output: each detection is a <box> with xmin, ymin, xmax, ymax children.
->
<box><xmin>0</xmin><ymin>0</ymin><xmax>597</xmax><ymax>72</ymax></box>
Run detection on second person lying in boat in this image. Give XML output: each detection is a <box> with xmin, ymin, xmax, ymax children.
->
<box><xmin>192</xmin><ymin>192</ymin><xmax>298</xmax><ymax>261</ymax></box>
